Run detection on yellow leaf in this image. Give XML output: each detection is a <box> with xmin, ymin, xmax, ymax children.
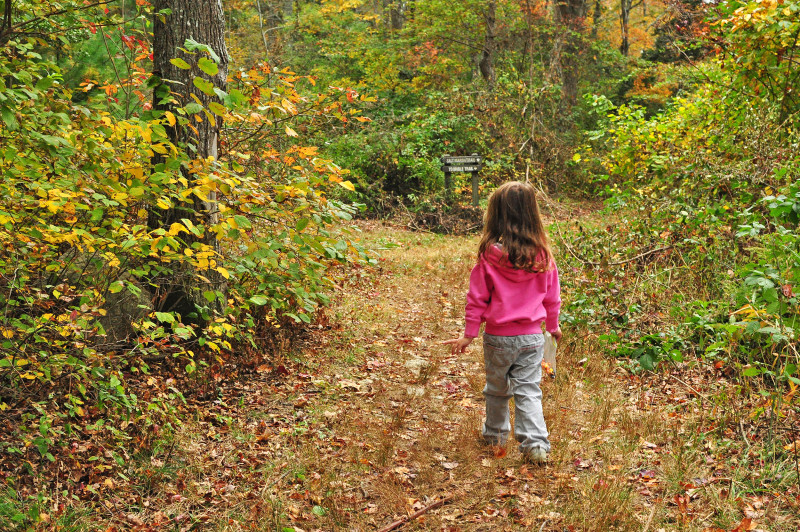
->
<box><xmin>216</xmin><ymin>266</ymin><xmax>230</xmax><ymax>279</ymax></box>
<box><xmin>168</xmin><ymin>222</ymin><xmax>188</xmax><ymax>236</ymax></box>
<box><xmin>164</xmin><ymin>111</ymin><xmax>176</xmax><ymax>127</ymax></box>
<box><xmin>338</xmin><ymin>180</ymin><xmax>356</xmax><ymax>192</ymax></box>
<box><xmin>285</xmin><ymin>125</ymin><xmax>298</xmax><ymax>137</ymax></box>
<box><xmin>126</xmin><ymin>165</ymin><xmax>144</xmax><ymax>181</ymax></box>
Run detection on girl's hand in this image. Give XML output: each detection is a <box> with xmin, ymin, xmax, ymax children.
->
<box><xmin>549</xmin><ymin>327</ymin><xmax>563</xmax><ymax>343</ymax></box>
<box><xmin>442</xmin><ymin>336</ymin><xmax>474</xmax><ymax>355</ymax></box>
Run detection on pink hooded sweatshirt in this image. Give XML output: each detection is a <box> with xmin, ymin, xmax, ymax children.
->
<box><xmin>464</xmin><ymin>244</ymin><xmax>561</xmax><ymax>338</ymax></box>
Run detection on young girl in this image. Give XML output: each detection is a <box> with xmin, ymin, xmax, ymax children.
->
<box><xmin>444</xmin><ymin>181</ymin><xmax>562</xmax><ymax>464</ymax></box>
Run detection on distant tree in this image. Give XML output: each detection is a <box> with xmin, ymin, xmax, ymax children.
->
<box><xmin>641</xmin><ymin>0</ymin><xmax>707</xmax><ymax>63</ymax></box>
<box><xmin>554</xmin><ymin>0</ymin><xmax>588</xmax><ymax>105</ymax></box>
<box><xmin>479</xmin><ymin>0</ymin><xmax>497</xmax><ymax>88</ymax></box>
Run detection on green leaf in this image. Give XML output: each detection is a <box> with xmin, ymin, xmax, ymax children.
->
<box><xmin>311</xmin><ymin>505</ymin><xmax>326</xmax><ymax>517</ymax></box>
<box><xmin>35</xmin><ymin>76</ymin><xmax>54</xmax><ymax>91</ymax></box>
<box><xmin>198</xmin><ymin>57</ymin><xmax>219</xmax><ymax>76</ymax></box>
<box><xmin>234</xmin><ymin>215</ymin><xmax>252</xmax><ymax>229</ymax></box>
<box><xmin>296</xmin><ymin>218</ymin><xmax>309</xmax><ymax>232</ymax></box>
<box><xmin>208</xmin><ymin>101</ymin><xmax>226</xmax><ymax>116</ymax></box>
<box><xmin>154</xmin><ymin>311</ymin><xmax>175</xmax><ymax>323</ymax></box>
<box><xmin>0</xmin><ymin>107</ymin><xmax>18</xmax><ymax>131</ymax></box>
<box><xmin>193</xmin><ymin>76</ymin><xmax>215</xmax><ymax>96</ymax></box>
<box><xmin>742</xmin><ymin>367</ymin><xmax>761</xmax><ymax>377</ymax></box>
<box><xmin>249</xmin><ymin>295</ymin><xmax>268</xmax><ymax>305</ymax></box>
<box><xmin>108</xmin><ymin>281</ymin><xmax>124</xmax><ymax>294</ymax></box>
<box><xmin>184</xmin><ymin>38</ymin><xmax>221</xmax><ymax>63</ymax></box>
<box><xmin>184</xmin><ymin>102</ymin><xmax>203</xmax><ymax>114</ymax></box>
<box><xmin>170</xmin><ymin>58</ymin><xmax>192</xmax><ymax>70</ymax></box>
<box><xmin>639</xmin><ymin>353</ymin><xmax>656</xmax><ymax>371</ymax></box>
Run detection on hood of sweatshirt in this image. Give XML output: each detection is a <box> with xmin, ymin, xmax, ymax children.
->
<box><xmin>484</xmin><ymin>244</ymin><xmax>537</xmax><ymax>283</ymax></box>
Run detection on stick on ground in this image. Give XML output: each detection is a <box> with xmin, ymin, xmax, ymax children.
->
<box><xmin>376</xmin><ymin>495</ymin><xmax>454</xmax><ymax>532</ymax></box>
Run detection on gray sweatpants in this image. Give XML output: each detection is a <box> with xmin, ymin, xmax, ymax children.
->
<box><xmin>482</xmin><ymin>333</ymin><xmax>550</xmax><ymax>454</ymax></box>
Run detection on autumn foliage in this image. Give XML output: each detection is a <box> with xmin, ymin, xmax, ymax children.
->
<box><xmin>0</xmin><ymin>2</ymin><xmax>370</xmax><ymax>519</ymax></box>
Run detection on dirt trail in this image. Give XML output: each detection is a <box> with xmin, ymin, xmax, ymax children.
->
<box><xmin>244</xmin><ymin>221</ymin><xmax>674</xmax><ymax>531</ymax></box>
<box><xmin>148</xmin><ymin>219</ymin><xmax>796</xmax><ymax>531</ymax></box>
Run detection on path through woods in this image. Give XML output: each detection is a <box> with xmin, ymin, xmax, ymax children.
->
<box><xmin>124</xmin><ymin>218</ymin><xmax>796</xmax><ymax>531</ymax></box>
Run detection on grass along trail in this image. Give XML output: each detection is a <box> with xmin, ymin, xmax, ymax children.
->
<box><xmin>119</xmin><ymin>217</ymin><xmax>798</xmax><ymax>531</ymax></box>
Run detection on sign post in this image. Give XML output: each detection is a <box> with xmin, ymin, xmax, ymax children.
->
<box><xmin>440</xmin><ymin>154</ymin><xmax>483</xmax><ymax>206</ymax></box>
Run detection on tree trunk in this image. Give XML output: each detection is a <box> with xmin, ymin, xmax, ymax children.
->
<box><xmin>591</xmin><ymin>0</ymin><xmax>601</xmax><ymax>39</ymax></box>
<box><xmin>479</xmin><ymin>0</ymin><xmax>497</xmax><ymax>89</ymax></box>
<box><xmin>389</xmin><ymin>0</ymin><xmax>404</xmax><ymax>30</ymax></box>
<box><xmin>554</xmin><ymin>0</ymin><xmax>587</xmax><ymax>106</ymax></box>
<box><xmin>619</xmin><ymin>0</ymin><xmax>631</xmax><ymax>56</ymax></box>
<box><xmin>150</xmin><ymin>0</ymin><xmax>230</xmax><ymax>320</ymax></box>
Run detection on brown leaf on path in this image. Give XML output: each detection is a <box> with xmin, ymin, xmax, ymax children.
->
<box><xmin>783</xmin><ymin>439</ymin><xmax>800</xmax><ymax>452</ymax></box>
<box><xmin>731</xmin><ymin>517</ymin><xmax>757</xmax><ymax>531</ymax></box>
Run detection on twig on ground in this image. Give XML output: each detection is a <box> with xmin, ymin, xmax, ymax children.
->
<box><xmin>560</xmin><ymin>406</ymin><xmax>591</xmax><ymax>413</ymax></box>
<box><xmin>376</xmin><ymin>495</ymin><xmax>454</xmax><ymax>532</ymax></box>
<box><xmin>641</xmin><ymin>505</ymin><xmax>657</xmax><ymax>532</ymax></box>
<box><xmin>739</xmin><ymin>417</ymin><xmax>752</xmax><ymax>450</ymax></box>
<box><xmin>668</xmin><ymin>374</ymin><xmax>709</xmax><ymax>404</ymax></box>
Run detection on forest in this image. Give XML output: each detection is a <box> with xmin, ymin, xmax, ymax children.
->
<box><xmin>1</xmin><ymin>0</ymin><xmax>799</xmax><ymax>530</ymax></box>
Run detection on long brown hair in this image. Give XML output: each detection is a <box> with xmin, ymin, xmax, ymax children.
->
<box><xmin>478</xmin><ymin>181</ymin><xmax>553</xmax><ymax>272</ymax></box>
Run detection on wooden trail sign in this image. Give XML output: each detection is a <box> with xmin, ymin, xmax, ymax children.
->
<box><xmin>441</xmin><ymin>154</ymin><xmax>483</xmax><ymax>206</ymax></box>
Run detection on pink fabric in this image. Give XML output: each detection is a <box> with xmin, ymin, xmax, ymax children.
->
<box><xmin>464</xmin><ymin>244</ymin><xmax>561</xmax><ymax>338</ymax></box>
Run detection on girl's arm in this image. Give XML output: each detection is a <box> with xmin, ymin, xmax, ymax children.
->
<box><xmin>543</xmin><ymin>261</ymin><xmax>561</xmax><ymax>337</ymax></box>
<box><xmin>464</xmin><ymin>260</ymin><xmax>492</xmax><ymax>338</ymax></box>
<box><xmin>444</xmin><ymin>260</ymin><xmax>491</xmax><ymax>355</ymax></box>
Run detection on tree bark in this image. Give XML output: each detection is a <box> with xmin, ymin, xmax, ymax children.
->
<box><xmin>479</xmin><ymin>0</ymin><xmax>496</xmax><ymax>89</ymax></box>
<box><xmin>620</xmin><ymin>0</ymin><xmax>631</xmax><ymax>56</ymax></box>
<box><xmin>150</xmin><ymin>0</ymin><xmax>230</xmax><ymax>319</ymax></box>
<box><xmin>554</xmin><ymin>0</ymin><xmax>587</xmax><ymax>105</ymax></box>
<box><xmin>591</xmin><ymin>0</ymin><xmax>601</xmax><ymax>39</ymax></box>
<box><xmin>389</xmin><ymin>0</ymin><xmax>404</xmax><ymax>30</ymax></box>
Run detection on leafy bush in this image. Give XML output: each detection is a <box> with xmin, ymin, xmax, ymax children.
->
<box><xmin>0</xmin><ymin>36</ymin><xmax>368</xmax><ymax>485</ymax></box>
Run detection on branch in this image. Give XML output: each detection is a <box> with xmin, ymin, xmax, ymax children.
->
<box><xmin>376</xmin><ymin>496</ymin><xmax>453</xmax><ymax>532</ymax></box>
<box><xmin>8</xmin><ymin>0</ymin><xmax>115</xmax><ymax>33</ymax></box>
<box><xmin>553</xmin><ymin>222</ymin><xmax>672</xmax><ymax>267</ymax></box>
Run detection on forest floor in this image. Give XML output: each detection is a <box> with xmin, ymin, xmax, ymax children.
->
<box><xmin>65</xmin><ymin>214</ymin><xmax>800</xmax><ymax>531</ymax></box>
